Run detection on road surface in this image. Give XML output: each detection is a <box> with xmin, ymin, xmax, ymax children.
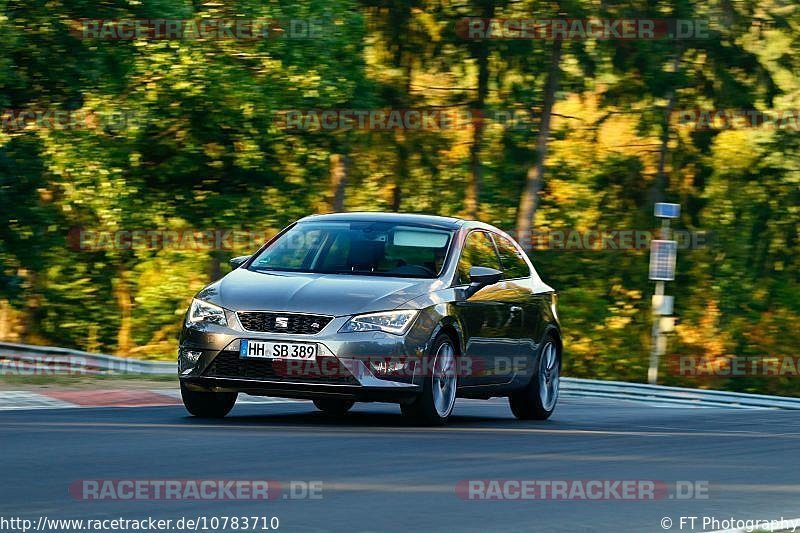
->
<box><xmin>1</xmin><ymin>396</ymin><xmax>798</xmax><ymax>532</ymax></box>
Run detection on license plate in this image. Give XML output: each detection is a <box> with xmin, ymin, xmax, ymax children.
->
<box><xmin>240</xmin><ymin>340</ymin><xmax>318</xmax><ymax>361</ymax></box>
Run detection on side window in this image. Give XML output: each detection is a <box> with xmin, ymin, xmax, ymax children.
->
<box><xmin>494</xmin><ymin>234</ymin><xmax>531</xmax><ymax>279</ymax></box>
<box><xmin>457</xmin><ymin>231</ymin><xmax>502</xmax><ymax>284</ymax></box>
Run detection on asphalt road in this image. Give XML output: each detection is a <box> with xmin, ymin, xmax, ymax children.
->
<box><xmin>1</xmin><ymin>397</ymin><xmax>799</xmax><ymax>533</ymax></box>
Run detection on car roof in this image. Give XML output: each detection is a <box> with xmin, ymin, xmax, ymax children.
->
<box><xmin>299</xmin><ymin>212</ymin><xmax>465</xmax><ymax>230</ymax></box>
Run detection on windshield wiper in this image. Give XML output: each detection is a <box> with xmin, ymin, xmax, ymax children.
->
<box><xmin>327</xmin><ymin>269</ymin><xmax>383</xmax><ymax>276</ymax></box>
<box><xmin>326</xmin><ymin>269</ymin><xmax>431</xmax><ymax>279</ymax></box>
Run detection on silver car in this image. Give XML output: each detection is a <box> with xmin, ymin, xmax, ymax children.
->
<box><xmin>179</xmin><ymin>212</ymin><xmax>561</xmax><ymax>424</ymax></box>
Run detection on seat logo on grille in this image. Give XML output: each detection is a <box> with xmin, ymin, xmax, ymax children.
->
<box><xmin>275</xmin><ymin>317</ymin><xmax>289</xmax><ymax>328</ymax></box>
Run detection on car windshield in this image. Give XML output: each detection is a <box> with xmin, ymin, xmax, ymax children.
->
<box><xmin>248</xmin><ymin>221</ymin><xmax>454</xmax><ymax>279</ymax></box>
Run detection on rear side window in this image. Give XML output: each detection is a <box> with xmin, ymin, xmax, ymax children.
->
<box><xmin>457</xmin><ymin>231</ymin><xmax>502</xmax><ymax>284</ymax></box>
<box><xmin>494</xmin><ymin>234</ymin><xmax>531</xmax><ymax>279</ymax></box>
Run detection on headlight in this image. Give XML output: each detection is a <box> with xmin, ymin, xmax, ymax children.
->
<box><xmin>186</xmin><ymin>298</ymin><xmax>228</xmax><ymax>327</ymax></box>
<box><xmin>339</xmin><ymin>310</ymin><xmax>418</xmax><ymax>335</ymax></box>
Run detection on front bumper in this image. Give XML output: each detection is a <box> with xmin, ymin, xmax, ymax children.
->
<box><xmin>178</xmin><ymin>309</ymin><xmax>439</xmax><ymax>400</ymax></box>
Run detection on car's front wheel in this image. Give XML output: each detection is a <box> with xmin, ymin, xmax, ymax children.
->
<box><xmin>509</xmin><ymin>335</ymin><xmax>560</xmax><ymax>420</ymax></box>
<box><xmin>313</xmin><ymin>398</ymin><xmax>355</xmax><ymax>415</ymax></box>
<box><xmin>401</xmin><ymin>333</ymin><xmax>458</xmax><ymax>425</ymax></box>
<box><xmin>180</xmin><ymin>382</ymin><xmax>237</xmax><ymax>418</ymax></box>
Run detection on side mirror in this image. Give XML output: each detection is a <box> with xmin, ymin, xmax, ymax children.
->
<box><xmin>465</xmin><ymin>266</ymin><xmax>503</xmax><ymax>298</ymax></box>
<box><xmin>229</xmin><ymin>255</ymin><xmax>251</xmax><ymax>269</ymax></box>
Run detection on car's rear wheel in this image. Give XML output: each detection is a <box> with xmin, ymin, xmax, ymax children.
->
<box><xmin>509</xmin><ymin>335</ymin><xmax>560</xmax><ymax>420</ymax></box>
<box><xmin>401</xmin><ymin>333</ymin><xmax>458</xmax><ymax>425</ymax></box>
<box><xmin>180</xmin><ymin>382</ymin><xmax>237</xmax><ymax>418</ymax></box>
<box><xmin>313</xmin><ymin>398</ymin><xmax>355</xmax><ymax>415</ymax></box>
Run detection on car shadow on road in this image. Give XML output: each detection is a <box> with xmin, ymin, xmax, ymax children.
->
<box><xmin>178</xmin><ymin>403</ymin><xmax>555</xmax><ymax>430</ymax></box>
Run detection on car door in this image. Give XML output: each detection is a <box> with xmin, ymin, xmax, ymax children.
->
<box><xmin>454</xmin><ymin>230</ymin><xmax>518</xmax><ymax>386</ymax></box>
<box><xmin>492</xmin><ymin>233</ymin><xmax>540</xmax><ymax>381</ymax></box>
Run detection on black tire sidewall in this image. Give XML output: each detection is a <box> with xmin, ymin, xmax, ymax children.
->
<box><xmin>406</xmin><ymin>333</ymin><xmax>458</xmax><ymax>425</ymax></box>
<box><xmin>510</xmin><ymin>335</ymin><xmax>560</xmax><ymax>420</ymax></box>
<box><xmin>313</xmin><ymin>398</ymin><xmax>355</xmax><ymax>415</ymax></box>
<box><xmin>180</xmin><ymin>382</ymin><xmax>237</xmax><ymax>418</ymax></box>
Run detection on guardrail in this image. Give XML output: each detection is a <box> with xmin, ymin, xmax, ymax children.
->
<box><xmin>2</xmin><ymin>342</ymin><xmax>800</xmax><ymax>409</ymax></box>
<box><xmin>561</xmin><ymin>377</ymin><xmax>800</xmax><ymax>410</ymax></box>
<box><xmin>0</xmin><ymin>342</ymin><xmax>174</xmax><ymax>375</ymax></box>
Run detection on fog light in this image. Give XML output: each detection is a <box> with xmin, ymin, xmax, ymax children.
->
<box><xmin>369</xmin><ymin>359</ymin><xmax>408</xmax><ymax>375</ymax></box>
<box><xmin>179</xmin><ymin>349</ymin><xmax>202</xmax><ymax>372</ymax></box>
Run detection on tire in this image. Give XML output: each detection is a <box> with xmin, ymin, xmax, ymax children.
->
<box><xmin>401</xmin><ymin>333</ymin><xmax>458</xmax><ymax>425</ymax></box>
<box><xmin>509</xmin><ymin>335</ymin><xmax>561</xmax><ymax>420</ymax></box>
<box><xmin>180</xmin><ymin>381</ymin><xmax>237</xmax><ymax>418</ymax></box>
<box><xmin>313</xmin><ymin>398</ymin><xmax>355</xmax><ymax>415</ymax></box>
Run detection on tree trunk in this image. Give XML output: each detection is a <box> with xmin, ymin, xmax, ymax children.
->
<box><xmin>392</xmin><ymin>133</ymin><xmax>407</xmax><ymax>212</ymax></box>
<box><xmin>464</xmin><ymin>0</ymin><xmax>494</xmax><ymax>220</ymax></box>
<box><xmin>114</xmin><ymin>266</ymin><xmax>133</xmax><ymax>356</ymax></box>
<box><xmin>18</xmin><ymin>272</ymin><xmax>41</xmax><ymax>341</ymax></box>
<box><xmin>648</xmin><ymin>52</ymin><xmax>683</xmax><ymax>207</ymax></box>
<box><xmin>329</xmin><ymin>153</ymin><xmax>349</xmax><ymax>212</ymax></box>
<box><xmin>208</xmin><ymin>252</ymin><xmax>222</xmax><ymax>283</ymax></box>
<box><xmin>516</xmin><ymin>37</ymin><xmax>563</xmax><ymax>251</ymax></box>
<box><xmin>0</xmin><ymin>300</ymin><xmax>10</xmax><ymax>341</ymax></box>
<box><xmin>466</xmin><ymin>115</ymin><xmax>484</xmax><ymax>219</ymax></box>
<box><xmin>391</xmin><ymin>62</ymin><xmax>413</xmax><ymax>213</ymax></box>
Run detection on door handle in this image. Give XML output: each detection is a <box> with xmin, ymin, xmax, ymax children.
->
<box><xmin>510</xmin><ymin>306</ymin><xmax>523</xmax><ymax>313</ymax></box>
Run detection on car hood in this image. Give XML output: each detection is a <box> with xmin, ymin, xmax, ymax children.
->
<box><xmin>197</xmin><ymin>268</ymin><xmax>442</xmax><ymax>317</ymax></box>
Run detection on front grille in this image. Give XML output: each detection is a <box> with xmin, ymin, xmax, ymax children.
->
<box><xmin>203</xmin><ymin>351</ymin><xmax>358</xmax><ymax>385</ymax></box>
<box><xmin>237</xmin><ymin>312</ymin><xmax>333</xmax><ymax>334</ymax></box>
